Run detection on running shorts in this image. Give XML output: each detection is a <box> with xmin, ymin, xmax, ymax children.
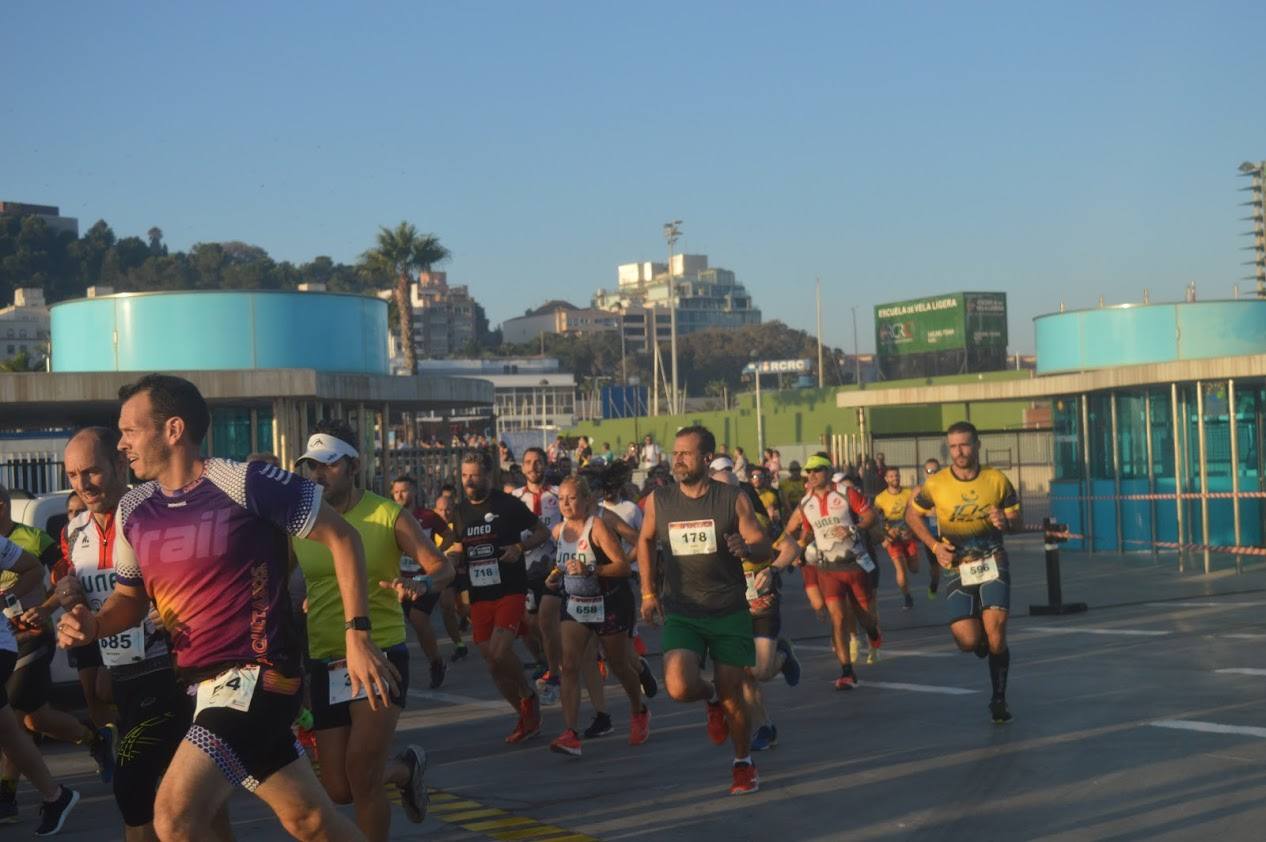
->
<box><xmin>114</xmin><ymin>668</ymin><xmax>191</xmax><ymax>827</ymax></box>
<box><xmin>67</xmin><ymin>641</ymin><xmax>104</xmax><ymax>671</ymax></box>
<box><xmin>403</xmin><ymin>590</ymin><xmax>442</xmax><ymax>617</ymax></box>
<box><xmin>810</xmin><ymin>564</ymin><xmax>875</xmax><ymax>611</ymax></box>
<box><xmin>661</xmin><ymin>610</ymin><xmax>755</xmax><ymax>668</ymax></box>
<box><xmin>945</xmin><ymin>557</ymin><xmax>1011</xmax><ymax>623</ymax></box>
<box><xmin>307</xmin><ymin>642</ymin><xmax>410</xmax><ymax>731</ymax></box>
<box><xmin>561</xmin><ymin>584</ymin><xmax>635</xmax><ymax>636</ymax></box>
<box><xmin>470</xmin><ymin>594</ymin><xmax>527</xmax><ymax>644</ymax></box>
<box><xmin>0</xmin><ymin>649</ymin><xmax>13</xmax><ymax>708</ymax></box>
<box><xmin>886</xmin><ymin>538</ymin><xmax>921</xmax><ymax>562</ymax></box>
<box><xmin>185</xmin><ymin>666</ymin><xmax>304</xmax><ymax>792</ymax></box>
<box><xmin>5</xmin><ymin>633</ymin><xmax>53</xmax><ymax>714</ymax></box>
<box><xmin>751</xmin><ymin>611</ymin><xmax>781</xmax><ymax>640</ymax></box>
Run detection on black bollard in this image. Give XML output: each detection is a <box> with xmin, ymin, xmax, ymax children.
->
<box><xmin>1030</xmin><ymin>517</ymin><xmax>1088</xmax><ymax>616</ymax></box>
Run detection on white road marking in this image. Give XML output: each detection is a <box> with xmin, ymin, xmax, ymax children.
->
<box><xmin>795</xmin><ymin>644</ymin><xmax>955</xmax><ymax>658</ymax></box>
<box><xmin>1222</xmin><ymin>634</ymin><xmax>1266</xmax><ymax>640</ymax></box>
<box><xmin>859</xmin><ymin>681</ymin><xmax>977</xmax><ymax>696</ymax></box>
<box><xmin>408</xmin><ymin>689</ymin><xmax>507</xmax><ymax>711</ymax></box>
<box><xmin>1027</xmin><ymin>625</ymin><xmax>1170</xmax><ymax>637</ymax></box>
<box><xmin>1149</xmin><ymin>720</ymin><xmax>1266</xmax><ymax>739</ymax></box>
<box><xmin>1144</xmin><ymin>601</ymin><xmax>1266</xmax><ymax>608</ymax></box>
<box><xmin>1215</xmin><ymin>668</ymin><xmax>1266</xmax><ymax>676</ymax></box>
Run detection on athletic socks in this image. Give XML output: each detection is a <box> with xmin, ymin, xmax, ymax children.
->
<box><xmin>988</xmin><ymin>648</ymin><xmax>1011</xmax><ymax>701</ymax></box>
<box><xmin>974</xmin><ymin>640</ymin><xmax>989</xmax><ymax>659</ymax></box>
<box><xmin>733</xmin><ymin>755</ymin><xmax>753</xmax><ymax>767</ymax></box>
<box><xmin>840</xmin><ymin>663</ymin><xmax>855</xmax><ymax>677</ymax></box>
<box><xmin>706</xmin><ymin>684</ymin><xmax>720</xmax><ymax>705</ymax></box>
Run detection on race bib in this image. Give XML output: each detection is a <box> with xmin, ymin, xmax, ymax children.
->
<box><xmin>470</xmin><ymin>559</ymin><xmax>503</xmax><ymax>587</ymax></box>
<box><xmin>327</xmin><ymin>659</ymin><xmax>369</xmax><ymax>706</ymax></box>
<box><xmin>857</xmin><ymin>554</ymin><xmax>876</xmax><ymax>573</ymax></box>
<box><xmin>99</xmin><ymin>626</ymin><xmax>146</xmax><ymax>668</ymax></box>
<box><xmin>569</xmin><ymin>594</ymin><xmax>605</xmax><ymax>624</ymax></box>
<box><xmin>668</xmin><ymin>520</ymin><xmax>718</xmax><ymax>556</ymax></box>
<box><xmin>194</xmin><ymin>665</ymin><xmax>260</xmax><ymax>718</ymax></box>
<box><xmin>959</xmin><ymin>555</ymin><xmax>1000</xmax><ymax>587</ymax></box>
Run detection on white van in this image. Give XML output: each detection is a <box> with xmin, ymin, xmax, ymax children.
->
<box><xmin>9</xmin><ymin>490</ymin><xmax>77</xmax><ymax>684</ymax></box>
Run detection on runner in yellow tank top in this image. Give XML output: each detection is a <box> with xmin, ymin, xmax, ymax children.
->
<box><xmin>293</xmin><ymin>422</ymin><xmax>454</xmax><ymax>841</ymax></box>
<box><xmin>906</xmin><ymin>421</ymin><xmax>1021</xmax><ymax>725</ymax></box>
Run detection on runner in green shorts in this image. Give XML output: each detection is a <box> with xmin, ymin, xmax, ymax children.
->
<box><xmin>638</xmin><ymin>425</ymin><xmax>771</xmax><ymax>796</ymax></box>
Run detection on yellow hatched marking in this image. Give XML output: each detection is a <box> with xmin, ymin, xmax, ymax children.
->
<box><xmin>428</xmin><ymin>790</ymin><xmax>459</xmax><ymax>802</ymax></box>
<box><xmin>430</xmin><ymin>800</ymin><xmax>484</xmax><ymax>812</ymax></box>
<box><xmin>534</xmin><ymin>836</ymin><xmax>598</xmax><ymax>842</ymax></box>
<box><xmin>462</xmin><ymin>816</ymin><xmax>538</xmax><ymax>831</ymax></box>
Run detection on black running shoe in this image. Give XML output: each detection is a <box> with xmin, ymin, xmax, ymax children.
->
<box><xmin>429</xmin><ymin>658</ymin><xmax>447</xmax><ymax>689</ymax></box>
<box><xmin>902</xmin><ymin>593</ymin><xmax>914</xmax><ymax>610</ymax></box>
<box><xmin>583</xmin><ymin>712</ymin><xmax>614</xmax><ymax>739</ymax></box>
<box><xmin>638</xmin><ymin>657</ymin><xmax>659</xmax><ymax>698</ymax></box>
<box><xmin>90</xmin><ymin>724</ymin><xmax>116</xmax><ymax>784</ymax></box>
<box><xmin>450</xmin><ymin>642</ymin><xmax>468</xmax><ymax>663</ymax></box>
<box><xmin>396</xmin><ymin>745</ymin><xmax>428</xmax><ymax>824</ymax></box>
<box><xmin>990</xmin><ymin>699</ymin><xmax>1013</xmax><ymax>724</ymax></box>
<box><xmin>34</xmin><ymin>787</ymin><xmax>79</xmax><ymax>837</ymax></box>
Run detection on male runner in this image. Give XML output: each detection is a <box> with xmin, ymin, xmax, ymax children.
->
<box><xmin>295</xmin><ymin>423</ymin><xmax>452</xmax><ymax>839</ymax></box>
<box><xmin>26</xmin><ymin>428</ymin><xmax>200</xmax><ymax>841</ymax></box>
<box><xmin>58</xmin><ymin>373</ymin><xmax>397</xmax><ymax>842</ymax></box>
<box><xmin>874</xmin><ymin>466</ymin><xmax>939</xmax><ymax>609</ymax></box>
<box><xmin>907</xmin><ymin>422</ymin><xmax>1020</xmax><ymax>723</ymax></box>
<box><xmin>430</xmin><ymin>493</ymin><xmax>470</xmax><ymax>659</ymax></box>
<box><xmin>511</xmin><ymin>448</ymin><xmax>564</xmax><ymax>702</ymax></box>
<box><xmin>782</xmin><ymin>455</ymin><xmax>883</xmax><ymax>689</ymax></box>
<box><xmin>389</xmin><ymin>475</ymin><xmax>460</xmax><ymax>688</ymax></box>
<box><xmin>450</xmin><ymin>450</ymin><xmax>550</xmax><ymax>743</ymax></box>
<box><xmin>0</xmin><ymin>534</ymin><xmax>80</xmax><ymax>835</ymax></box>
<box><xmin>748</xmin><ymin>467</ymin><xmax>783</xmax><ymax>533</ymax></box>
<box><xmin>638</xmin><ymin>425</ymin><xmax>770</xmax><ymax>794</ymax></box>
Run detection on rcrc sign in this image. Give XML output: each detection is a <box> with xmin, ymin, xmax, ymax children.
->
<box><xmin>742</xmin><ymin>359</ymin><xmax>812</xmax><ymax>375</ymax></box>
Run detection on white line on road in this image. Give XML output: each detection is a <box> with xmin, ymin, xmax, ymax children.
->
<box><xmin>1144</xmin><ymin>602</ymin><xmax>1266</xmax><ymax>608</ymax></box>
<box><xmin>1027</xmin><ymin>625</ymin><xmax>1171</xmax><ymax>637</ymax></box>
<box><xmin>859</xmin><ymin>681</ymin><xmax>977</xmax><ymax>695</ymax></box>
<box><xmin>1222</xmin><ymin>634</ymin><xmax>1266</xmax><ymax>640</ymax></box>
<box><xmin>795</xmin><ymin>644</ymin><xmax>955</xmax><ymax>658</ymax></box>
<box><xmin>1149</xmin><ymin>720</ymin><xmax>1266</xmax><ymax>739</ymax></box>
<box><xmin>408</xmin><ymin>689</ymin><xmax>507</xmax><ymax>710</ymax></box>
<box><xmin>1215</xmin><ymin>668</ymin><xmax>1266</xmax><ymax>676</ymax></box>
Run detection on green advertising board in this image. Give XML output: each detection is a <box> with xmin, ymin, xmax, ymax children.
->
<box><xmin>964</xmin><ymin>292</ymin><xmax>1008</xmax><ymax>350</ymax></box>
<box><xmin>874</xmin><ymin>294</ymin><xmax>966</xmax><ymax>357</ymax></box>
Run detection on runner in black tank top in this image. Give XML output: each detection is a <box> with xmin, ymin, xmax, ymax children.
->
<box><xmin>637</xmin><ymin>426</ymin><xmax>772</xmax><ymax>796</ymax></box>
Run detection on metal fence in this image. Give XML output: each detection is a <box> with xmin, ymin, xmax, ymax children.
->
<box><xmin>0</xmin><ymin>453</ymin><xmax>66</xmax><ymax>495</ymax></box>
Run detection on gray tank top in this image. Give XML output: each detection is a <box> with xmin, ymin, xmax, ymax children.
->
<box><xmin>653</xmin><ymin>480</ymin><xmax>746</xmax><ymax>617</ymax></box>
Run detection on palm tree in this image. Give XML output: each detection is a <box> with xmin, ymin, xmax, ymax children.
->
<box><xmin>361</xmin><ymin>222</ymin><xmax>450</xmax><ymax>374</ymax></box>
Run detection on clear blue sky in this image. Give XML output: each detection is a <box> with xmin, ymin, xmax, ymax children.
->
<box><xmin>5</xmin><ymin>2</ymin><xmax>1265</xmax><ymax>352</ymax></box>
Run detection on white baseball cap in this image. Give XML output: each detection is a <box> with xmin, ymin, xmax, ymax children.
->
<box><xmin>297</xmin><ymin>433</ymin><xmax>360</xmax><ymax>465</ymax></box>
<box><xmin>709</xmin><ymin>456</ymin><xmax>734</xmax><ymax>472</ymax></box>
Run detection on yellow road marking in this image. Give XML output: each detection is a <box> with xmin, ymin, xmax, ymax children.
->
<box><xmin>490</xmin><ymin>826</ymin><xmax>580</xmax><ymax>840</ymax></box>
<box><xmin>429</xmin><ymin>800</ymin><xmax>484</xmax><ymax>812</ymax></box>
<box><xmin>446</xmin><ymin>808</ymin><xmax>509</xmax><ymax>822</ymax></box>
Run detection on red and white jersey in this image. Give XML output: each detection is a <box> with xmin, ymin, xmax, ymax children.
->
<box><xmin>61</xmin><ymin>510</ymin><xmax>168</xmax><ymax>665</ymax></box>
<box><xmin>512</xmin><ymin>485</ymin><xmax>561</xmax><ymax>569</ymax></box>
<box><xmin>799</xmin><ymin>488</ymin><xmax>868</xmax><ymax>556</ymax></box>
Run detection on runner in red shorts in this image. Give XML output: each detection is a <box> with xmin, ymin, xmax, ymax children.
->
<box><xmin>449</xmin><ymin>451</ymin><xmax>551</xmax><ymax>743</ymax></box>
<box><xmin>782</xmin><ymin>455</ymin><xmax>883</xmax><ymax>690</ymax></box>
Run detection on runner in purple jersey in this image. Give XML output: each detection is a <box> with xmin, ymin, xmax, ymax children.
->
<box><xmin>58</xmin><ymin>374</ymin><xmax>394</xmax><ymax>842</ymax></box>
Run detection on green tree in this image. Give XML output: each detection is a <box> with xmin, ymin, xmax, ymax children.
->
<box><xmin>359</xmin><ymin>222</ymin><xmax>450</xmax><ymax>373</ymax></box>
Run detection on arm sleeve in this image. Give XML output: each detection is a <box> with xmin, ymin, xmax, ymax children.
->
<box><xmin>0</xmin><ymin>535</ymin><xmax>21</xmax><ymax>570</ymax></box>
<box><xmin>244</xmin><ymin>461</ymin><xmax>324</xmax><ymax>538</ymax></box>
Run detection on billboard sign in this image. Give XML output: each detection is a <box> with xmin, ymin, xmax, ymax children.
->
<box><xmin>742</xmin><ymin>358</ymin><xmax>812</xmax><ymax>375</ymax></box>
<box><xmin>965</xmin><ymin>292</ymin><xmax>1008</xmax><ymax>350</ymax></box>
<box><xmin>874</xmin><ymin>294</ymin><xmax>966</xmax><ymax>357</ymax></box>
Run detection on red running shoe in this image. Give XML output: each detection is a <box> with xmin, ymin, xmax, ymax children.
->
<box><xmin>520</xmin><ymin>693</ymin><xmax>542</xmax><ymax>739</ymax></box>
<box><xmin>549</xmin><ymin>730</ymin><xmax>582</xmax><ymax>757</ymax></box>
<box><xmin>633</xmin><ymin>632</ymin><xmax>648</xmax><ymax>657</ymax></box>
<box><xmin>706</xmin><ymin>701</ymin><xmax>729</xmax><ymax>745</ymax></box>
<box><xmin>730</xmin><ymin>761</ymin><xmax>760</xmax><ymax>795</ymax></box>
<box><xmin>834</xmin><ymin>674</ymin><xmax>858</xmax><ymax>691</ymax></box>
<box><xmin>629</xmin><ymin>707</ymin><xmax>652</xmax><ymax>746</ymax></box>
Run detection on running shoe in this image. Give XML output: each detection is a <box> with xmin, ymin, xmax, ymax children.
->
<box><xmin>638</xmin><ymin>657</ymin><xmax>659</xmax><ymax>698</ymax></box>
<box><xmin>583</xmin><ymin>711</ymin><xmax>614</xmax><ymax>738</ymax></box>
<box><xmin>777</xmin><ymin>638</ymin><xmax>801</xmax><ymax>687</ymax></box>
<box><xmin>550</xmin><ymin>729</ymin><xmax>582</xmax><ymax>757</ymax></box>
<box><xmin>628</xmin><ymin>707</ymin><xmax>651</xmax><ymax>746</ymax></box>
<box><xmin>866</xmin><ymin>647</ymin><xmax>880</xmax><ymax>665</ymax></box>
<box><xmin>597</xmin><ymin>655</ymin><xmax>608</xmax><ymax>680</ymax></box>
<box><xmin>530</xmin><ymin>662</ymin><xmax>550</xmax><ymax>682</ymax></box>
<box><xmin>396</xmin><ymin>745</ymin><xmax>429</xmax><ymax>824</ymax></box>
<box><xmin>834</xmin><ymin>673</ymin><xmax>858</xmax><ymax>691</ymax></box>
<box><xmin>706</xmin><ymin>700</ymin><xmax>729</xmax><ymax>745</ymax></box>
<box><xmin>902</xmin><ymin>593</ymin><xmax>914</xmax><ymax>610</ymax></box>
<box><xmin>751</xmin><ymin>724</ymin><xmax>778</xmax><ymax>751</ymax></box>
<box><xmin>506</xmin><ymin>695</ymin><xmax>542</xmax><ymax>744</ymax></box>
<box><xmin>90</xmin><ymin>724</ymin><xmax>116</xmax><ymax>784</ymax></box>
<box><xmin>429</xmin><ymin>658</ymin><xmax>447</xmax><ymax>690</ymax></box>
<box><xmin>450</xmin><ymin>642</ymin><xmax>469</xmax><ymax>662</ymax></box>
<box><xmin>34</xmin><ymin>787</ymin><xmax>79</xmax><ymax>837</ymax></box>
<box><xmin>537</xmin><ymin>674</ymin><xmax>561</xmax><ymax>706</ymax></box>
<box><xmin>633</xmin><ymin>632</ymin><xmax>648</xmax><ymax>657</ymax></box>
<box><xmin>848</xmin><ymin>636</ymin><xmax>860</xmax><ymax>664</ymax></box>
<box><xmin>990</xmin><ymin>699</ymin><xmax>1013</xmax><ymax>725</ymax></box>
<box><xmin>730</xmin><ymin>761</ymin><xmax>759</xmax><ymax>795</ymax></box>
<box><xmin>868</xmin><ymin>628</ymin><xmax>884</xmax><ymax>650</ymax></box>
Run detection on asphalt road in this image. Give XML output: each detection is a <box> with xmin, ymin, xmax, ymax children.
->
<box><xmin>17</xmin><ymin>537</ymin><xmax>1266</xmax><ymax>841</ymax></box>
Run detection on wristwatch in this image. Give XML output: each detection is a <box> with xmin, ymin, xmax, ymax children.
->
<box><xmin>344</xmin><ymin>616</ymin><xmax>372</xmax><ymax>631</ymax></box>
